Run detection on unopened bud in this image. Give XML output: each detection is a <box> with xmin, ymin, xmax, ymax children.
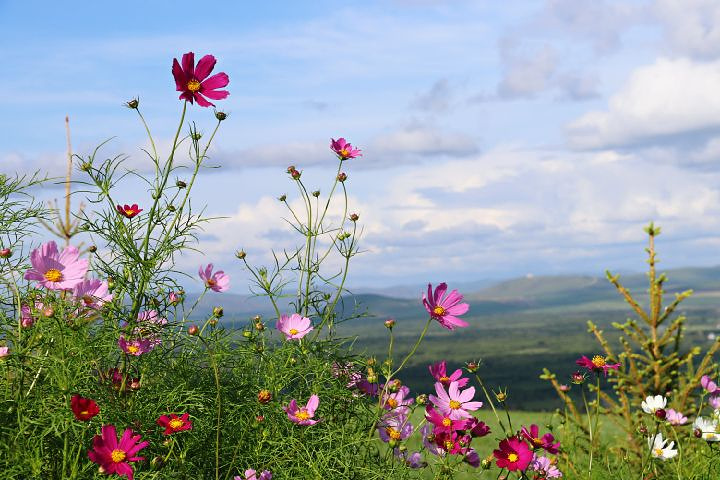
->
<box><xmin>337</xmin><ymin>172</ymin><xmax>347</xmax><ymax>182</ymax></box>
<box><xmin>638</xmin><ymin>424</ymin><xmax>648</xmax><ymax>435</ymax></box>
<box><xmin>255</xmin><ymin>415</ymin><xmax>264</xmax><ymax>423</ymax></box>
<box><xmin>257</xmin><ymin>389</ymin><xmax>272</xmax><ymax>404</ymax></box>
<box><xmin>278</xmin><ymin>194</ymin><xmax>287</xmax><ymax>202</ymax></box>
<box><xmin>167</xmin><ymin>205</ymin><xmax>176</xmax><ymax>212</ymax></box>
<box><xmin>242</xmin><ymin>330</ymin><xmax>252</xmax><ymax>338</ymax></box>
<box><xmin>208</xmin><ymin>318</ymin><xmax>218</xmax><ymax>327</ymax></box>
<box><xmin>367</xmin><ymin>357</ymin><xmax>377</xmax><ymax>366</ymax></box>
<box><xmin>570</xmin><ymin>371</ymin><xmax>586</xmax><ymax>385</ymax></box>
<box><xmin>176</xmin><ymin>180</ymin><xmax>187</xmax><ymax>189</ymax></box>
<box><xmin>388</xmin><ymin>379</ymin><xmax>402</xmax><ymax>392</ymax></box>
<box><xmin>559</xmin><ymin>384</ymin><xmax>570</xmax><ymax>392</ymax></box>
<box><xmin>188</xmin><ymin>325</ymin><xmax>199</xmax><ymax>336</ymax></box>
<box><xmin>349</xmin><ymin>213</ymin><xmax>359</xmax><ymax>222</ymax></box>
<box><xmin>88</xmin><ymin>245</ymin><xmax>97</xmax><ymax>253</ymax></box>
<box><xmin>43</xmin><ymin>307</ymin><xmax>55</xmax><ymax>318</ymax></box>
<box><xmin>286</xmin><ymin>165</ymin><xmax>296</xmax><ymax>174</ymax></box>
<box><xmin>655</xmin><ymin>408</ymin><xmax>667</xmax><ymax>420</ymax></box>
<box><xmin>384</xmin><ymin>318</ymin><xmax>395</xmax><ymax>329</ymax></box>
<box><xmin>291</xmin><ymin>169</ymin><xmax>301</xmax><ymax>180</ymax></box>
<box><xmin>191</xmin><ymin>132</ymin><xmax>202</xmax><ymax>141</ymax></box>
<box><xmin>151</xmin><ymin>456</ymin><xmax>164</xmax><ymax>469</ymax></box>
<box><xmin>481</xmin><ymin>459</ymin><xmax>492</xmax><ymax>470</ymax></box>
<box><xmin>215</xmin><ymin>111</ymin><xmax>227</xmax><ymax>121</ymax></box>
<box><xmin>213</xmin><ymin>306</ymin><xmax>224</xmax><ymax>318</ymax></box>
<box><xmin>416</xmin><ymin>394</ymin><xmax>428</xmax><ymax>405</ymax></box>
<box><xmin>694</xmin><ymin>428</ymin><xmax>702</xmax><ymax>438</ymax></box>
<box><xmin>312</xmin><ymin>190</ymin><xmax>320</xmax><ymax>197</ymax></box>
<box><xmin>0</xmin><ymin>248</ymin><xmax>11</xmax><ymax>258</ymax></box>
<box><xmin>235</xmin><ymin>250</ymin><xmax>246</xmax><ymax>260</ymax></box>
<box><xmin>80</xmin><ymin>161</ymin><xmax>92</xmax><ymax>172</ymax></box>
<box><xmin>125</xmin><ymin>98</ymin><xmax>139</xmax><ymax>109</ymax></box>
<box><xmin>255</xmin><ymin>322</ymin><xmax>265</xmax><ymax>331</ymax></box>
<box><xmin>466</xmin><ymin>361</ymin><xmax>480</xmax><ymax>373</ymax></box>
<box><xmin>495</xmin><ymin>391</ymin><xmax>507</xmax><ymax>402</ymax></box>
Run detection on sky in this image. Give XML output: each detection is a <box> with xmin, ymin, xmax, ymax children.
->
<box><xmin>3</xmin><ymin>0</ymin><xmax>720</xmax><ymax>292</ymax></box>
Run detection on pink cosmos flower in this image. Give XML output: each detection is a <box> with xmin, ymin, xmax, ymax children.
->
<box><xmin>73</xmin><ymin>279</ymin><xmax>112</xmax><ymax>310</ymax></box>
<box><xmin>156</xmin><ymin>413</ymin><xmax>193</xmax><ymax>435</ymax></box>
<box><xmin>199</xmin><ymin>264</ymin><xmax>230</xmax><ymax>292</ymax></box>
<box><xmin>330</xmin><ymin>138</ymin><xmax>362</xmax><ymax>160</ymax></box>
<box><xmin>425</xmin><ymin>405</ymin><xmax>467</xmax><ymax>434</ymax></box>
<box><xmin>169</xmin><ymin>291</ymin><xmax>182</xmax><ymax>305</ymax></box>
<box><xmin>24</xmin><ymin>241</ymin><xmax>88</xmax><ymax>290</ymax></box>
<box><xmin>433</xmin><ymin>430</ymin><xmax>472</xmax><ymax>455</ymax></box>
<box><xmin>118</xmin><ymin>336</ymin><xmax>156</xmax><ymax>356</ymax></box>
<box><xmin>702</xmin><ymin>375</ymin><xmax>719</xmax><ymax>393</ymax></box>
<box><xmin>394</xmin><ymin>449</ymin><xmax>426</xmax><ymax>468</ymax></box>
<box><xmin>521</xmin><ymin>424</ymin><xmax>560</xmax><ymax>454</ymax></box>
<box><xmin>356</xmin><ymin>378</ymin><xmax>380</xmax><ymax>396</ymax></box>
<box><xmin>710</xmin><ymin>394</ymin><xmax>720</xmax><ymax>409</ymax></box>
<box><xmin>530</xmin><ymin>455</ymin><xmax>563</xmax><ymax>478</ymax></box>
<box><xmin>665</xmin><ymin>409</ymin><xmax>688</xmax><ymax>426</ymax></box>
<box><xmin>172</xmin><ymin>52</ymin><xmax>229</xmax><ymax>107</ymax></box>
<box><xmin>421</xmin><ymin>424</ymin><xmax>445</xmax><ymax>456</ymax></box>
<box><xmin>0</xmin><ymin>346</ymin><xmax>8</xmax><ymax>358</ymax></box>
<box><xmin>422</xmin><ymin>283</ymin><xmax>470</xmax><ymax>330</ymax></box>
<box><xmin>382</xmin><ymin>385</ymin><xmax>414</xmax><ymax>412</ymax></box>
<box><xmin>428</xmin><ymin>381</ymin><xmax>483</xmax><ymax>420</ymax></box>
<box><xmin>21</xmin><ymin>304</ymin><xmax>36</xmax><ymax>328</ymax></box>
<box><xmin>276</xmin><ymin>313</ymin><xmax>313</xmax><ymax>340</ymax></box>
<box><xmin>115</xmin><ymin>204</ymin><xmax>142</xmax><ymax>219</ymax></box>
<box><xmin>429</xmin><ymin>361</ymin><xmax>469</xmax><ymax>388</ymax></box>
<box><xmin>87</xmin><ymin>425</ymin><xmax>148</xmax><ymax>480</ymax></box>
<box><xmin>493</xmin><ymin>437</ymin><xmax>533</xmax><ymax>471</ymax></box>
<box><xmin>576</xmin><ymin>355</ymin><xmax>620</xmax><ymax>376</ymax></box>
<box><xmin>284</xmin><ymin>394</ymin><xmax>320</xmax><ymax>425</ymax></box>
<box><xmin>378</xmin><ymin>412</ymin><xmax>413</xmax><ymax>443</ymax></box>
<box><xmin>234</xmin><ymin>470</ymin><xmax>272</xmax><ymax>480</ymax></box>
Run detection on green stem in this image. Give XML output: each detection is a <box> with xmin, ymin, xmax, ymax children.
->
<box><xmin>581</xmin><ymin>384</ymin><xmax>594</xmax><ymax>478</ymax></box>
<box><xmin>474</xmin><ymin>374</ymin><xmax>506</xmax><ymax>434</ymax></box>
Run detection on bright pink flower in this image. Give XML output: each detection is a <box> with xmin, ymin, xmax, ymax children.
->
<box><xmin>530</xmin><ymin>455</ymin><xmax>563</xmax><ymax>478</ymax></box>
<box><xmin>24</xmin><ymin>241</ymin><xmax>88</xmax><ymax>290</ymax></box>
<box><xmin>521</xmin><ymin>424</ymin><xmax>560</xmax><ymax>454</ymax></box>
<box><xmin>425</xmin><ymin>405</ymin><xmax>467</xmax><ymax>434</ymax></box>
<box><xmin>422</xmin><ymin>283</ymin><xmax>469</xmax><ymax>330</ymax></box>
<box><xmin>73</xmin><ymin>278</ymin><xmax>112</xmax><ymax>310</ymax></box>
<box><xmin>118</xmin><ymin>336</ymin><xmax>156</xmax><ymax>356</ymax></box>
<box><xmin>702</xmin><ymin>375</ymin><xmax>719</xmax><ymax>393</ymax></box>
<box><xmin>493</xmin><ymin>437</ymin><xmax>533</xmax><ymax>471</ymax></box>
<box><xmin>710</xmin><ymin>394</ymin><xmax>720</xmax><ymax>409</ymax></box>
<box><xmin>199</xmin><ymin>264</ymin><xmax>230</xmax><ymax>292</ymax></box>
<box><xmin>235</xmin><ymin>470</ymin><xmax>272</xmax><ymax>480</ymax></box>
<box><xmin>169</xmin><ymin>291</ymin><xmax>182</xmax><ymax>305</ymax></box>
<box><xmin>382</xmin><ymin>385</ymin><xmax>414</xmax><ymax>412</ymax></box>
<box><xmin>428</xmin><ymin>381</ymin><xmax>482</xmax><ymax>420</ymax></box>
<box><xmin>433</xmin><ymin>430</ymin><xmax>472</xmax><ymax>455</ymax></box>
<box><xmin>429</xmin><ymin>361</ymin><xmax>469</xmax><ymax>388</ymax></box>
<box><xmin>356</xmin><ymin>378</ymin><xmax>379</xmax><ymax>396</ymax></box>
<box><xmin>576</xmin><ymin>355</ymin><xmax>620</xmax><ymax>376</ymax></box>
<box><xmin>276</xmin><ymin>313</ymin><xmax>313</xmax><ymax>340</ymax></box>
<box><xmin>115</xmin><ymin>204</ymin><xmax>142</xmax><ymax>219</ymax></box>
<box><xmin>156</xmin><ymin>413</ymin><xmax>192</xmax><ymax>435</ymax></box>
<box><xmin>666</xmin><ymin>409</ymin><xmax>688</xmax><ymax>426</ymax></box>
<box><xmin>21</xmin><ymin>304</ymin><xmax>36</xmax><ymax>328</ymax></box>
<box><xmin>330</xmin><ymin>138</ymin><xmax>362</xmax><ymax>160</ymax></box>
<box><xmin>87</xmin><ymin>425</ymin><xmax>148</xmax><ymax>480</ymax></box>
<box><xmin>378</xmin><ymin>412</ymin><xmax>413</xmax><ymax>443</ymax></box>
<box><xmin>71</xmin><ymin>394</ymin><xmax>100</xmax><ymax>421</ymax></box>
<box><xmin>0</xmin><ymin>346</ymin><xmax>8</xmax><ymax>358</ymax></box>
<box><xmin>283</xmin><ymin>394</ymin><xmax>320</xmax><ymax>425</ymax></box>
<box><xmin>172</xmin><ymin>52</ymin><xmax>229</xmax><ymax>107</ymax></box>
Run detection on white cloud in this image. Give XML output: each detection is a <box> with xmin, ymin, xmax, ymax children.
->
<box><xmin>567</xmin><ymin>58</ymin><xmax>720</xmax><ymax>149</ymax></box>
<box><xmin>655</xmin><ymin>0</ymin><xmax>720</xmax><ymax>59</ymax></box>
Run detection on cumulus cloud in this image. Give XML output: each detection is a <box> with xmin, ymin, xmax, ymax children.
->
<box><xmin>567</xmin><ymin>58</ymin><xmax>720</xmax><ymax>149</ymax></box>
<box><xmin>497</xmin><ymin>42</ymin><xmax>558</xmax><ymax>99</ymax></box>
<box><xmin>655</xmin><ymin>0</ymin><xmax>720</xmax><ymax>59</ymax></box>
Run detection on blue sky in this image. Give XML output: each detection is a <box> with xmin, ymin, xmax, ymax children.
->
<box><xmin>4</xmin><ymin>0</ymin><xmax>720</xmax><ymax>291</ymax></box>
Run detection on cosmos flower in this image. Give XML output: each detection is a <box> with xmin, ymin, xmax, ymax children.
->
<box><xmin>422</xmin><ymin>283</ymin><xmax>470</xmax><ymax>330</ymax></box>
<box><xmin>283</xmin><ymin>394</ymin><xmax>320</xmax><ymax>425</ymax></box>
<box><xmin>521</xmin><ymin>424</ymin><xmax>560</xmax><ymax>454</ymax></box>
<box><xmin>649</xmin><ymin>433</ymin><xmax>678</xmax><ymax>460</ymax></box>
<box><xmin>172</xmin><ymin>52</ymin><xmax>229</xmax><ymax>107</ymax></box>
<box><xmin>428</xmin><ymin>381</ymin><xmax>482</xmax><ymax>420</ymax></box>
<box><xmin>382</xmin><ymin>385</ymin><xmax>414</xmax><ymax>412</ymax></box>
<box><xmin>377</xmin><ymin>412</ymin><xmax>413</xmax><ymax>443</ymax></box>
<box><xmin>70</xmin><ymin>395</ymin><xmax>100</xmax><ymax>421</ymax></box>
<box><xmin>118</xmin><ymin>336</ymin><xmax>156</xmax><ymax>356</ymax></box>
<box><xmin>425</xmin><ymin>405</ymin><xmax>467</xmax><ymax>434</ymax></box>
<box><xmin>73</xmin><ymin>279</ymin><xmax>112</xmax><ymax>310</ymax></box>
<box><xmin>199</xmin><ymin>264</ymin><xmax>230</xmax><ymax>292</ymax></box>
<box><xmin>493</xmin><ymin>437</ymin><xmax>533</xmax><ymax>471</ymax></box>
<box><xmin>0</xmin><ymin>346</ymin><xmax>8</xmax><ymax>358</ymax></box>
<box><xmin>87</xmin><ymin>425</ymin><xmax>148</xmax><ymax>480</ymax></box>
<box><xmin>693</xmin><ymin>416</ymin><xmax>720</xmax><ymax>441</ymax></box>
<box><xmin>429</xmin><ymin>361</ymin><xmax>469</xmax><ymax>388</ymax></box>
<box><xmin>530</xmin><ymin>455</ymin><xmax>563</xmax><ymax>478</ymax></box>
<box><xmin>156</xmin><ymin>413</ymin><xmax>192</xmax><ymax>435</ymax></box>
<box><xmin>665</xmin><ymin>409</ymin><xmax>688</xmax><ymax>426</ymax></box>
<box><xmin>575</xmin><ymin>355</ymin><xmax>620</xmax><ymax>376</ymax></box>
<box><xmin>330</xmin><ymin>138</ymin><xmax>362</xmax><ymax>160</ymax></box>
<box><xmin>116</xmin><ymin>204</ymin><xmax>142</xmax><ymax>219</ymax></box>
<box><xmin>276</xmin><ymin>313</ymin><xmax>313</xmax><ymax>340</ymax></box>
<box><xmin>641</xmin><ymin>395</ymin><xmax>667</xmax><ymax>416</ymax></box>
<box><xmin>234</xmin><ymin>470</ymin><xmax>272</xmax><ymax>480</ymax></box>
<box><xmin>24</xmin><ymin>241</ymin><xmax>88</xmax><ymax>290</ymax></box>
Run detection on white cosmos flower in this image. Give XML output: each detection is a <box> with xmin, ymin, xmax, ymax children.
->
<box><xmin>648</xmin><ymin>433</ymin><xmax>677</xmax><ymax>460</ymax></box>
<box><xmin>641</xmin><ymin>395</ymin><xmax>667</xmax><ymax>415</ymax></box>
<box><xmin>693</xmin><ymin>416</ymin><xmax>720</xmax><ymax>441</ymax></box>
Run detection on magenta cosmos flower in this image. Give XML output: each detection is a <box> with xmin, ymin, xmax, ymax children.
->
<box><xmin>576</xmin><ymin>355</ymin><xmax>620</xmax><ymax>376</ymax></box>
<box><xmin>156</xmin><ymin>413</ymin><xmax>192</xmax><ymax>435</ymax></box>
<box><xmin>283</xmin><ymin>394</ymin><xmax>320</xmax><ymax>425</ymax></box>
<box><xmin>234</xmin><ymin>470</ymin><xmax>272</xmax><ymax>480</ymax></box>
<box><xmin>429</xmin><ymin>361</ymin><xmax>469</xmax><ymax>388</ymax></box>
<box><xmin>521</xmin><ymin>424</ymin><xmax>560</xmax><ymax>454</ymax></box>
<box><xmin>24</xmin><ymin>241</ymin><xmax>88</xmax><ymax>290</ymax></box>
<box><xmin>276</xmin><ymin>313</ymin><xmax>313</xmax><ymax>340</ymax></box>
<box><xmin>422</xmin><ymin>283</ymin><xmax>469</xmax><ymax>330</ymax></box>
<box><xmin>378</xmin><ymin>412</ymin><xmax>413</xmax><ymax>443</ymax></box>
<box><xmin>199</xmin><ymin>264</ymin><xmax>230</xmax><ymax>292</ymax></box>
<box><xmin>330</xmin><ymin>138</ymin><xmax>362</xmax><ymax>160</ymax></box>
<box><xmin>493</xmin><ymin>437</ymin><xmax>533</xmax><ymax>471</ymax></box>
<box><xmin>118</xmin><ymin>336</ymin><xmax>156</xmax><ymax>356</ymax></box>
<box><xmin>429</xmin><ymin>380</ymin><xmax>482</xmax><ymax>420</ymax></box>
<box><xmin>172</xmin><ymin>52</ymin><xmax>229</xmax><ymax>107</ymax></box>
<box><xmin>382</xmin><ymin>385</ymin><xmax>414</xmax><ymax>412</ymax></box>
<box><xmin>87</xmin><ymin>425</ymin><xmax>148</xmax><ymax>480</ymax></box>
<box><xmin>425</xmin><ymin>405</ymin><xmax>467</xmax><ymax>434</ymax></box>
<box><xmin>73</xmin><ymin>278</ymin><xmax>112</xmax><ymax>310</ymax></box>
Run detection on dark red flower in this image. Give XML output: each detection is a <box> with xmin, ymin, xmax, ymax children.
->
<box><xmin>116</xmin><ymin>204</ymin><xmax>143</xmax><ymax>219</ymax></box>
<box><xmin>70</xmin><ymin>394</ymin><xmax>100</xmax><ymax>421</ymax></box>
<box><xmin>156</xmin><ymin>413</ymin><xmax>192</xmax><ymax>435</ymax></box>
<box><xmin>172</xmin><ymin>52</ymin><xmax>229</xmax><ymax>107</ymax></box>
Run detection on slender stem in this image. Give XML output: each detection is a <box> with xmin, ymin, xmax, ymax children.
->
<box><xmin>581</xmin><ymin>384</ymin><xmax>593</xmax><ymax>477</ymax></box>
<box><xmin>474</xmin><ymin>374</ymin><xmax>506</xmax><ymax>434</ymax></box>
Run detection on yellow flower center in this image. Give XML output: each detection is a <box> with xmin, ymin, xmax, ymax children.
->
<box><xmin>433</xmin><ymin>306</ymin><xmax>446</xmax><ymax>316</ymax></box>
<box><xmin>289</xmin><ymin>328</ymin><xmax>299</xmax><ymax>335</ymax></box>
<box><xmin>206</xmin><ymin>278</ymin><xmax>216</xmax><ymax>287</ymax></box>
<box><xmin>169</xmin><ymin>418</ymin><xmax>184</xmax><ymax>429</ymax></box>
<box><xmin>187</xmin><ymin>79</ymin><xmax>201</xmax><ymax>92</ymax></box>
<box><xmin>110</xmin><ymin>449</ymin><xmax>126</xmax><ymax>463</ymax></box>
<box><xmin>654</xmin><ymin>447</ymin><xmax>664</xmax><ymax>456</ymax></box>
<box><xmin>127</xmin><ymin>345</ymin><xmax>140</xmax><ymax>354</ymax></box>
<box><xmin>592</xmin><ymin>355</ymin><xmax>606</xmax><ymax>367</ymax></box>
<box><xmin>532</xmin><ymin>437</ymin><xmax>543</xmax><ymax>447</ymax></box>
<box><xmin>44</xmin><ymin>268</ymin><xmax>63</xmax><ymax>283</ymax></box>
<box><xmin>386</xmin><ymin>427</ymin><xmax>402</xmax><ymax>440</ymax></box>
<box><xmin>444</xmin><ymin>440</ymin><xmax>454</xmax><ymax>450</ymax></box>
<box><xmin>295</xmin><ymin>410</ymin><xmax>311</xmax><ymax>421</ymax></box>
<box><xmin>507</xmin><ymin>453</ymin><xmax>519</xmax><ymax>463</ymax></box>
<box><xmin>439</xmin><ymin>375</ymin><xmax>450</xmax><ymax>383</ymax></box>
<box><xmin>387</xmin><ymin>398</ymin><xmax>398</xmax><ymax>408</ymax></box>
<box><xmin>124</xmin><ymin>209</ymin><xmax>135</xmax><ymax>216</ymax></box>
<box><xmin>339</xmin><ymin>148</ymin><xmax>349</xmax><ymax>157</ymax></box>
<box><xmin>449</xmin><ymin>400</ymin><xmax>462</xmax><ymax>410</ymax></box>
<box><xmin>442</xmin><ymin>417</ymin><xmax>452</xmax><ymax>427</ymax></box>
<box><xmin>80</xmin><ymin>410</ymin><xmax>89</xmax><ymax>416</ymax></box>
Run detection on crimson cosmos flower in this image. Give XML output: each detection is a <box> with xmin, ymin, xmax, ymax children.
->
<box><xmin>576</xmin><ymin>354</ymin><xmax>620</xmax><ymax>376</ymax></box>
<box><xmin>493</xmin><ymin>437</ymin><xmax>533</xmax><ymax>471</ymax></box>
<box><xmin>116</xmin><ymin>204</ymin><xmax>143</xmax><ymax>219</ymax></box>
<box><xmin>70</xmin><ymin>394</ymin><xmax>100</xmax><ymax>421</ymax></box>
<box><xmin>87</xmin><ymin>425</ymin><xmax>148</xmax><ymax>480</ymax></box>
<box><xmin>172</xmin><ymin>52</ymin><xmax>229</xmax><ymax>107</ymax></box>
<box><xmin>156</xmin><ymin>413</ymin><xmax>193</xmax><ymax>435</ymax></box>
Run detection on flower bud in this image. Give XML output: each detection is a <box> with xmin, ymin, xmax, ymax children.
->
<box><xmin>638</xmin><ymin>424</ymin><xmax>648</xmax><ymax>435</ymax></box>
<box><xmin>0</xmin><ymin>248</ymin><xmax>11</xmax><ymax>258</ymax></box>
<box><xmin>466</xmin><ymin>361</ymin><xmax>480</xmax><ymax>373</ymax></box>
<box><xmin>495</xmin><ymin>391</ymin><xmax>507</xmax><ymax>402</ymax></box>
<box><xmin>215</xmin><ymin>111</ymin><xmax>227</xmax><ymax>121</ymax></box>
<box><xmin>80</xmin><ymin>161</ymin><xmax>92</xmax><ymax>172</ymax></box>
<box><xmin>188</xmin><ymin>325</ymin><xmax>199</xmax><ymax>336</ymax></box>
<box><xmin>366</xmin><ymin>373</ymin><xmax>377</xmax><ymax>383</ymax></box>
<box><xmin>213</xmin><ymin>306</ymin><xmax>224</xmax><ymax>318</ymax></box>
<box><xmin>367</xmin><ymin>357</ymin><xmax>377</xmax><ymax>366</ymax></box>
<box><xmin>176</xmin><ymin>180</ymin><xmax>187</xmax><ymax>189</ymax></box>
<box><xmin>167</xmin><ymin>205</ymin><xmax>176</xmax><ymax>212</ymax></box>
<box><xmin>694</xmin><ymin>428</ymin><xmax>702</xmax><ymax>438</ymax></box>
<box><xmin>312</xmin><ymin>190</ymin><xmax>320</xmax><ymax>197</ymax></box>
<box><xmin>255</xmin><ymin>415</ymin><xmax>265</xmax><ymax>423</ymax></box>
<box><xmin>287</xmin><ymin>165</ymin><xmax>296</xmax><ymax>174</ymax></box>
<box><xmin>570</xmin><ymin>371</ymin><xmax>586</xmax><ymax>385</ymax></box>
<box><xmin>559</xmin><ymin>384</ymin><xmax>570</xmax><ymax>392</ymax></box>
<box><xmin>88</xmin><ymin>245</ymin><xmax>97</xmax><ymax>253</ymax></box>
<box><xmin>349</xmin><ymin>213</ymin><xmax>359</xmax><ymax>222</ymax></box>
<box><xmin>235</xmin><ymin>250</ymin><xmax>246</xmax><ymax>260</ymax></box>
<box><xmin>191</xmin><ymin>132</ymin><xmax>202</xmax><ymax>141</ymax></box>
<box><xmin>291</xmin><ymin>169</ymin><xmax>301</xmax><ymax>180</ymax></box>
<box><xmin>481</xmin><ymin>458</ymin><xmax>492</xmax><ymax>470</ymax></box>
<box><xmin>151</xmin><ymin>456</ymin><xmax>165</xmax><ymax>469</ymax></box>
<box><xmin>208</xmin><ymin>318</ymin><xmax>218</xmax><ymax>327</ymax></box>
<box><xmin>125</xmin><ymin>98</ymin><xmax>139</xmax><ymax>109</ymax></box>
<box><xmin>255</xmin><ymin>322</ymin><xmax>265</xmax><ymax>331</ymax></box>
<box><xmin>242</xmin><ymin>330</ymin><xmax>252</xmax><ymax>338</ymax></box>
<box><xmin>384</xmin><ymin>318</ymin><xmax>395</xmax><ymax>329</ymax></box>
<box><xmin>655</xmin><ymin>408</ymin><xmax>667</xmax><ymax>420</ymax></box>
<box><xmin>43</xmin><ymin>307</ymin><xmax>55</xmax><ymax>318</ymax></box>
<box><xmin>257</xmin><ymin>389</ymin><xmax>272</xmax><ymax>404</ymax></box>
<box><xmin>415</xmin><ymin>394</ymin><xmax>428</xmax><ymax>405</ymax></box>
<box><xmin>289</xmin><ymin>357</ymin><xmax>297</xmax><ymax>365</ymax></box>
<box><xmin>388</xmin><ymin>379</ymin><xmax>402</xmax><ymax>392</ymax></box>
<box><xmin>337</xmin><ymin>172</ymin><xmax>347</xmax><ymax>182</ymax></box>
